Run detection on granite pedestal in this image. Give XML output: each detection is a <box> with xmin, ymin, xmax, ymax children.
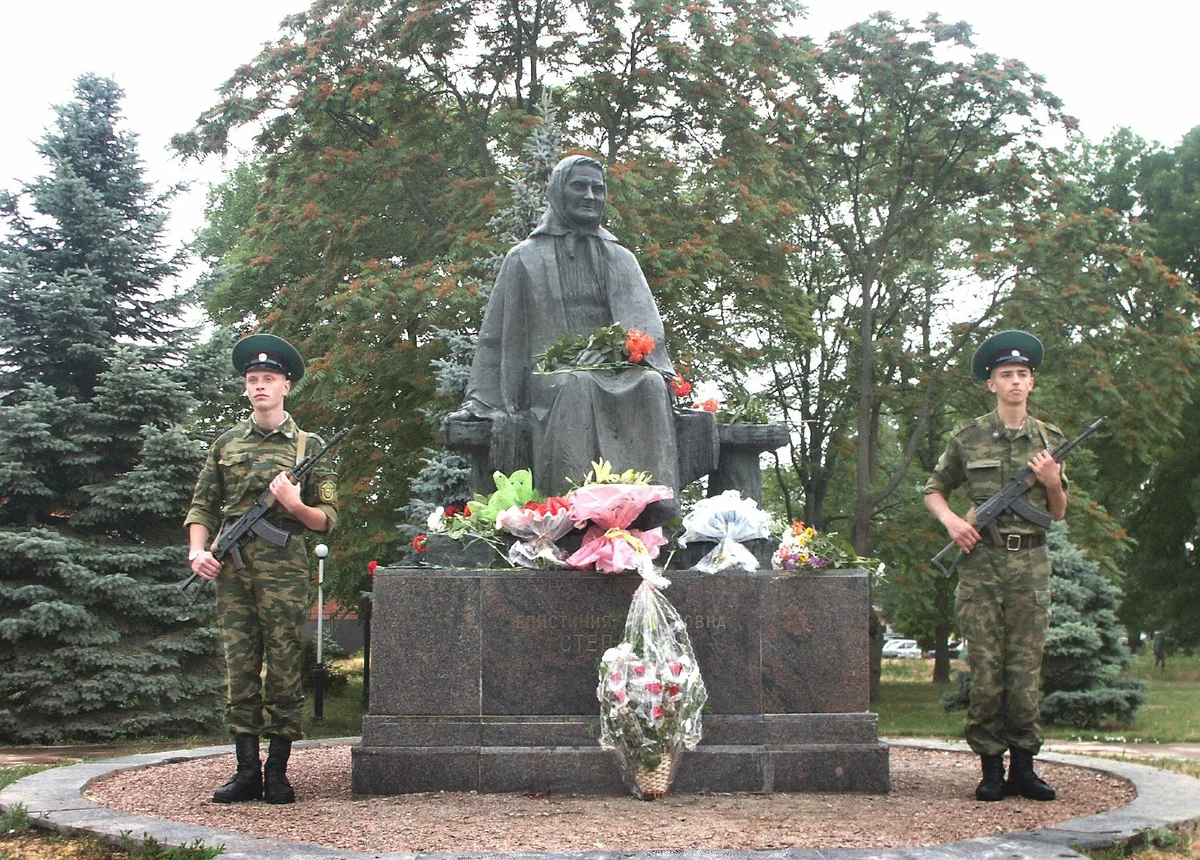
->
<box><xmin>352</xmin><ymin>565</ymin><xmax>888</xmax><ymax>795</ymax></box>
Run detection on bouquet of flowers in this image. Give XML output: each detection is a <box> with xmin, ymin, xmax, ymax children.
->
<box><xmin>597</xmin><ymin>581</ymin><xmax>708</xmax><ymax>799</ymax></box>
<box><xmin>676</xmin><ymin>490</ymin><xmax>772</xmax><ymax>573</ymax></box>
<box><xmin>771</xmin><ymin>519</ymin><xmax>879</xmax><ymax>575</ymax></box>
<box><xmin>421</xmin><ymin>470</ymin><xmax>545</xmax><ymax>564</ymax></box>
<box><xmin>565</xmin><ymin>460</ymin><xmax>673</xmax><ymax>586</ymax></box>
<box><xmin>535</xmin><ymin>324</ymin><xmax>658</xmax><ymax>373</ymax></box>
<box><xmin>494</xmin><ymin>496</ymin><xmax>579</xmax><ymax>568</ymax></box>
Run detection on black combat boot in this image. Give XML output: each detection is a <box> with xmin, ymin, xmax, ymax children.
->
<box><xmin>263</xmin><ymin>736</ymin><xmax>296</xmax><ymax>804</ymax></box>
<box><xmin>212</xmin><ymin>733</ymin><xmax>262</xmax><ymax>803</ymax></box>
<box><xmin>1005</xmin><ymin>747</ymin><xmax>1056</xmax><ymax>801</ymax></box>
<box><xmin>975</xmin><ymin>753</ymin><xmax>1006</xmax><ymax>801</ymax></box>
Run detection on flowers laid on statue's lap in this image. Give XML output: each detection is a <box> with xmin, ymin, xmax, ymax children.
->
<box><xmin>535</xmin><ymin>323</ymin><xmax>658</xmax><ymax>373</ymax></box>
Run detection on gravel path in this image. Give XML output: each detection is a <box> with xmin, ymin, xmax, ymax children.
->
<box><xmin>85</xmin><ymin>745</ymin><xmax>1135</xmax><ymax>853</ymax></box>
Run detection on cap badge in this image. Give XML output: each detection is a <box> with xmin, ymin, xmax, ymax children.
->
<box><xmin>258</xmin><ymin>353</ymin><xmax>268</xmax><ymax>361</ymax></box>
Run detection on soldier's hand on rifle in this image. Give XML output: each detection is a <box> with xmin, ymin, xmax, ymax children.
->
<box><xmin>1028</xmin><ymin>449</ymin><xmax>1062</xmax><ymax>488</ymax></box>
<box><xmin>269</xmin><ymin>471</ymin><xmax>302</xmax><ymax>512</ymax></box>
<box><xmin>191</xmin><ymin>549</ymin><xmax>221</xmax><ymax>581</ymax></box>
<box><xmin>946</xmin><ymin>514</ymin><xmax>981</xmax><ymax>553</ymax></box>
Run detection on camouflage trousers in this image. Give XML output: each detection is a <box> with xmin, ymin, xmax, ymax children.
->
<box><xmin>214</xmin><ymin>533</ymin><xmax>309</xmax><ymax>741</ymax></box>
<box><xmin>955</xmin><ymin>540</ymin><xmax>1052</xmax><ymax>756</ymax></box>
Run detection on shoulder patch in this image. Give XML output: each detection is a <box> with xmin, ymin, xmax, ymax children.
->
<box><xmin>319</xmin><ymin>480</ymin><xmax>337</xmax><ymax>504</ymax></box>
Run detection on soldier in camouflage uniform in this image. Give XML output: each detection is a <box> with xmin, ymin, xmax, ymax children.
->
<box><xmin>924</xmin><ymin>330</ymin><xmax>1067</xmax><ymax>803</ymax></box>
<box><xmin>185</xmin><ymin>334</ymin><xmax>338</xmax><ymax>805</ymax></box>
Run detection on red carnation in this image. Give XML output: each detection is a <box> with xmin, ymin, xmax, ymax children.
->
<box><xmin>669</xmin><ymin>375</ymin><xmax>692</xmax><ymax>398</ymax></box>
<box><xmin>367</xmin><ymin>559</ymin><xmax>378</xmax><ymax>576</ymax></box>
<box><xmin>624</xmin><ymin>328</ymin><xmax>656</xmax><ymax>364</ymax></box>
<box><xmin>412</xmin><ymin>534</ymin><xmax>427</xmax><ymax>553</ymax></box>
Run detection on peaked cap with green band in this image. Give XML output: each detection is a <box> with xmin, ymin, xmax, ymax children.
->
<box><xmin>971</xmin><ymin>330</ymin><xmax>1044</xmax><ymax>380</ymax></box>
<box><xmin>232</xmin><ymin>334</ymin><xmax>306</xmax><ymax>381</ymax></box>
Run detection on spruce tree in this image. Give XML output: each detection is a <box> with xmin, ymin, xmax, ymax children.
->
<box><xmin>1038</xmin><ymin>526</ymin><xmax>1147</xmax><ymax>728</ymax></box>
<box><xmin>0</xmin><ymin>75</ymin><xmax>222</xmax><ymax>742</ymax></box>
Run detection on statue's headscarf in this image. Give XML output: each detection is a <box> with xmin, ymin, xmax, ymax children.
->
<box><xmin>530</xmin><ymin>155</ymin><xmax>617</xmax><ymax>248</ymax></box>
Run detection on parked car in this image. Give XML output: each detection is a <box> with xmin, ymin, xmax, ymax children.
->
<box><xmin>924</xmin><ymin>641</ymin><xmax>964</xmax><ymax>660</ymax></box>
<box><xmin>881</xmin><ymin>638</ymin><xmax>922</xmax><ymax>659</ymax></box>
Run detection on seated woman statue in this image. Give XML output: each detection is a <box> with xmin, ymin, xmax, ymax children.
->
<box><xmin>450</xmin><ymin>155</ymin><xmax>681</xmax><ymax>519</ymax></box>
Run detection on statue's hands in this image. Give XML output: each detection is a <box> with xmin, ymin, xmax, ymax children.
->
<box><xmin>444</xmin><ymin>408</ymin><xmax>484</xmax><ymax>423</ymax></box>
<box><xmin>575</xmin><ymin>348</ymin><xmax>605</xmax><ymax>366</ymax></box>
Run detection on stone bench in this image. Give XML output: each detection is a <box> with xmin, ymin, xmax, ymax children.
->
<box><xmin>441</xmin><ymin>411</ymin><xmax>790</xmax><ymax>502</ymax></box>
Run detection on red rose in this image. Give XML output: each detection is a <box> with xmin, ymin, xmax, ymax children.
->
<box><xmin>443</xmin><ymin>505</ymin><xmax>461</xmax><ymax>519</ymax></box>
<box><xmin>645</xmin><ymin>682</ymin><xmax>664</xmax><ymax>695</ymax></box>
<box><xmin>367</xmin><ymin>559</ymin><xmax>378</xmax><ymax>576</ymax></box>
<box><xmin>545</xmin><ymin>496</ymin><xmax>571</xmax><ymax>515</ymax></box>
<box><xmin>668</xmin><ymin>684</ymin><xmax>681</xmax><ymax>696</ymax></box>
<box><xmin>632</xmin><ymin>663</ymin><xmax>646</xmax><ymax>676</ymax></box>
<box><xmin>670</xmin><ymin>662</ymin><xmax>683</xmax><ymax>676</ymax></box>
<box><xmin>700</xmin><ymin>397</ymin><xmax>719</xmax><ymax>413</ymax></box>
<box><xmin>413</xmin><ymin>534</ymin><xmax>427</xmax><ymax>553</ymax></box>
<box><xmin>651</xmin><ymin>705</ymin><xmax>664</xmax><ymax>719</ymax></box>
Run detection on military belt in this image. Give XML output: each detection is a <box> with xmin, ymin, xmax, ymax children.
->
<box><xmin>993</xmin><ymin>533</ymin><xmax>1045</xmax><ymax>551</ymax></box>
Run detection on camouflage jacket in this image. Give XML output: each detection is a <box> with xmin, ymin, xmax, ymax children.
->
<box><xmin>184</xmin><ymin>414</ymin><xmax>339</xmax><ymax>537</ymax></box>
<box><xmin>923</xmin><ymin>410</ymin><xmax>1068</xmax><ymax>535</ymax></box>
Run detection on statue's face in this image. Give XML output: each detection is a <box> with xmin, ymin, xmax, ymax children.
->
<box><xmin>562</xmin><ymin>164</ymin><xmax>606</xmax><ymax>227</ymax></box>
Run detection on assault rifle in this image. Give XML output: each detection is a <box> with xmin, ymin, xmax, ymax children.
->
<box><xmin>178</xmin><ymin>428</ymin><xmax>349</xmax><ymax>604</ymax></box>
<box><xmin>930</xmin><ymin>416</ymin><xmax>1106</xmax><ymax>578</ymax></box>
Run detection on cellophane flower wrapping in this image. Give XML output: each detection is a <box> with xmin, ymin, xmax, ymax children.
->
<box><xmin>597</xmin><ymin>581</ymin><xmax>708</xmax><ymax>798</ymax></box>
<box><xmin>565</xmin><ymin>483</ymin><xmax>673</xmax><ymax>585</ymax></box>
<box><xmin>495</xmin><ymin>499</ymin><xmax>578</xmax><ymax>568</ymax></box>
<box><xmin>676</xmin><ymin>490</ymin><xmax>772</xmax><ymax>573</ymax></box>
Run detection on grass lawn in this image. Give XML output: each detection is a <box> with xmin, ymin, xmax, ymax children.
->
<box><xmin>876</xmin><ymin>651</ymin><xmax>1200</xmax><ymax>744</ymax></box>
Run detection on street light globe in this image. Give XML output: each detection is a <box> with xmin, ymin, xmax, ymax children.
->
<box><xmin>315</xmin><ymin>544</ymin><xmax>330</xmax><ymax>558</ymax></box>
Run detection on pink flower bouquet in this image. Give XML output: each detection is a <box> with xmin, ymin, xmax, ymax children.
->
<box><xmin>564</xmin><ymin>482</ymin><xmax>673</xmax><ymax>585</ymax></box>
<box><xmin>495</xmin><ymin>497</ymin><xmax>579</xmax><ymax>569</ymax></box>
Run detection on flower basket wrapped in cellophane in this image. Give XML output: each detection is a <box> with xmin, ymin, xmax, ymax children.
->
<box><xmin>597</xmin><ymin>581</ymin><xmax>708</xmax><ymax>799</ymax></box>
<box><xmin>676</xmin><ymin>490</ymin><xmax>772</xmax><ymax>573</ymax></box>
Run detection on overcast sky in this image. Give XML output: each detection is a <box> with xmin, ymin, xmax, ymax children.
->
<box><xmin>2</xmin><ymin>0</ymin><xmax>1196</xmax><ymax>256</ymax></box>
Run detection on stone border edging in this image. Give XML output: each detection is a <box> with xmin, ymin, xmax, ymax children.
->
<box><xmin>3</xmin><ymin>737</ymin><xmax>1199</xmax><ymax>860</ymax></box>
